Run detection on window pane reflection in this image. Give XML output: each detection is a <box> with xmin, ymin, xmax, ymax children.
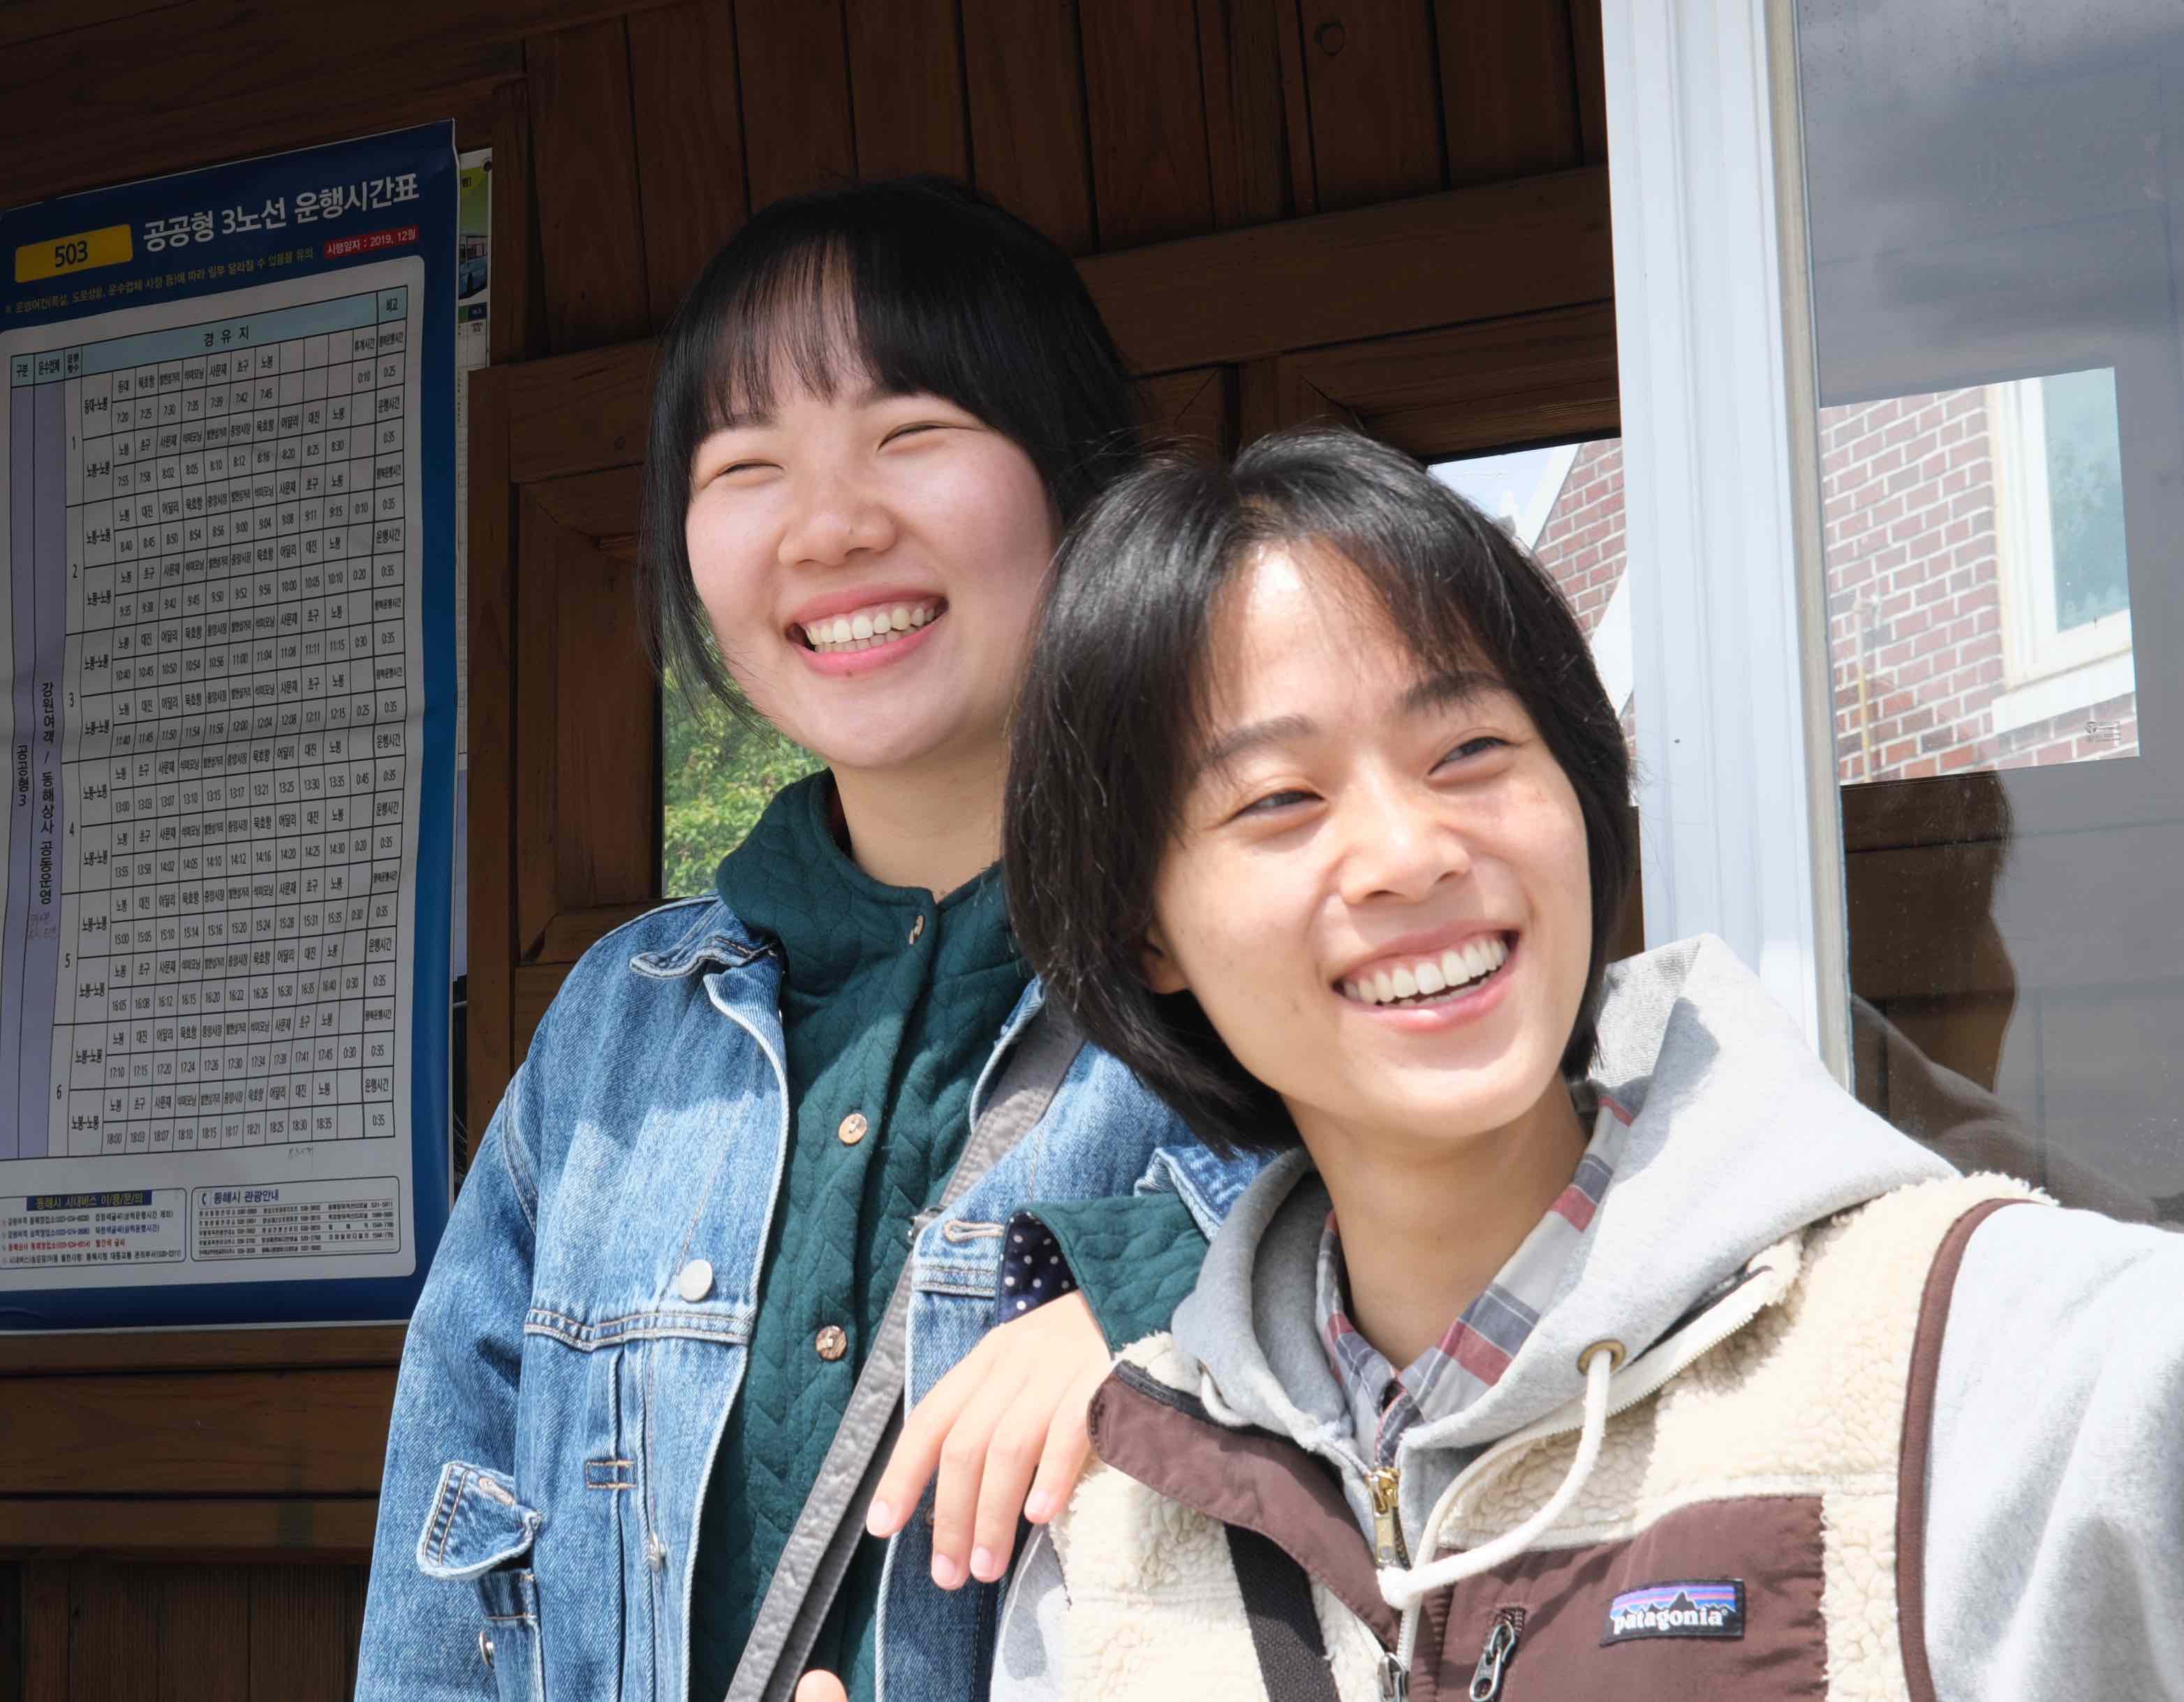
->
<box><xmin>1823</xmin><ymin>371</ymin><xmax>2137</xmax><ymax>784</ymax></box>
<box><xmin>1796</xmin><ymin>0</ymin><xmax>2184</xmax><ymax>1222</ymax></box>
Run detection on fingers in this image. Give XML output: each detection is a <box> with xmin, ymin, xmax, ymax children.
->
<box><xmin>1021</xmin><ymin>1360</ymin><xmax>1102</xmax><ymax>1527</ymax></box>
<box><xmin>793</xmin><ymin>1671</ymin><xmax>848</xmax><ymax>1702</ymax></box>
<box><xmin>966</xmin><ymin>1395</ymin><xmax>1052</xmax><ymax>1580</ymax></box>
<box><xmin>866</xmin><ymin>1340</ymin><xmax>991</xmax><ymax>1540</ymax></box>
<box><xmin>926</xmin><ymin>1365</ymin><xmax>1028</xmax><ymax>1587</ymax></box>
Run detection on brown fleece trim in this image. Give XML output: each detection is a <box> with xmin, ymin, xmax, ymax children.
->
<box><xmin>1087</xmin><ymin>1367</ymin><xmax>1401</xmax><ymax>1644</ymax></box>
<box><xmin>1896</xmin><ymin>1196</ymin><xmax>2035</xmax><ymax>1702</ymax></box>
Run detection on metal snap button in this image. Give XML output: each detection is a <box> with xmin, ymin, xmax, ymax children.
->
<box><xmin>816</xmin><ymin>1324</ymin><xmax>848</xmax><ymax>1361</ymax></box>
<box><xmin>907</xmin><ymin>914</ymin><xmax>925</xmax><ymax>945</ymax></box>
<box><xmin>478</xmin><ymin>1629</ymin><xmax>496</xmax><ymax>1668</ymax></box>
<box><xmin>677</xmin><ymin>1258</ymin><xmax>714</xmax><ymax>1303</ymax></box>
<box><xmin>837</xmin><ymin>1112</ymin><xmax>869</xmax><ymax>1146</ymax></box>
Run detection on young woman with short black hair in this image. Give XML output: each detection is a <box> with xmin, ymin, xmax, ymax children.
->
<box><xmin>991</xmin><ymin>428</ymin><xmax>2184</xmax><ymax>1702</ymax></box>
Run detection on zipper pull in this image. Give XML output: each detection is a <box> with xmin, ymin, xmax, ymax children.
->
<box><xmin>1368</xmin><ymin>1466</ymin><xmax>1409</xmax><ymax>1567</ymax></box>
<box><xmin>1468</xmin><ymin>1608</ymin><xmax>1526</xmax><ymax>1702</ymax></box>
<box><xmin>1378</xmin><ymin>1652</ymin><xmax>1410</xmax><ymax>1701</ymax></box>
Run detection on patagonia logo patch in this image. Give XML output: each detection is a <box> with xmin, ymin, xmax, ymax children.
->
<box><xmin>1600</xmin><ymin>1580</ymin><xmax>1746</xmax><ymax>1645</ymax></box>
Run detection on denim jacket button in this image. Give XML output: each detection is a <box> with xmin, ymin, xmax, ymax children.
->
<box><xmin>677</xmin><ymin>1258</ymin><xmax>714</xmax><ymax>1303</ymax></box>
<box><xmin>478</xmin><ymin>1630</ymin><xmax>496</xmax><ymax>1668</ymax></box>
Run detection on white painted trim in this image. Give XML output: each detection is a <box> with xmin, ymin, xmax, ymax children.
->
<box><xmin>1987</xmin><ymin>646</ymin><xmax>2137</xmax><ymax>737</ymax></box>
<box><xmin>1600</xmin><ymin>0</ymin><xmax>1850</xmax><ymax>1076</ymax></box>
<box><xmin>1588</xmin><ymin>571</ymin><xmax>1635</xmax><ymax>721</ymax></box>
<box><xmin>1518</xmin><ymin>443</ymin><xmax>1585</xmax><ymax>550</ymax></box>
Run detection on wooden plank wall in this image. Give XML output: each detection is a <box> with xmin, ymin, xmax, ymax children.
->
<box><xmin>0</xmin><ymin>3</ymin><xmax>1609</xmax><ymax>1697</ymax></box>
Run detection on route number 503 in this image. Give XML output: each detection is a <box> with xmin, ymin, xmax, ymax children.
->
<box><xmin>53</xmin><ymin>239</ymin><xmax>89</xmax><ymax>268</ymax></box>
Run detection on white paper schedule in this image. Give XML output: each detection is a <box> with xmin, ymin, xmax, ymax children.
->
<box><xmin>0</xmin><ymin>260</ymin><xmax>430</xmax><ymax>1294</ymax></box>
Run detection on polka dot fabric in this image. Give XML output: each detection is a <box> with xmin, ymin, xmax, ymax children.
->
<box><xmin>993</xmin><ymin>1211</ymin><xmax>1080</xmax><ymax>1322</ymax></box>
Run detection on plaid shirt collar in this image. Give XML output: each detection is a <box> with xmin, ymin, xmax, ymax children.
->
<box><xmin>1317</xmin><ymin>1087</ymin><xmax>1631</xmax><ymax>1467</ymax></box>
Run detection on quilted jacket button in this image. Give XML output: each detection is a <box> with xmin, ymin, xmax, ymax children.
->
<box><xmin>677</xmin><ymin>1258</ymin><xmax>714</xmax><ymax>1303</ymax></box>
<box><xmin>816</xmin><ymin>1324</ymin><xmax>848</xmax><ymax>1362</ymax></box>
<box><xmin>908</xmin><ymin>914</ymin><xmax>926</xmax><ymax>945</ymax></box>
<box><xmin>837</xmin><ymin>1112</ymin><xmax>869</xmax><ymax>1146</ymax></box>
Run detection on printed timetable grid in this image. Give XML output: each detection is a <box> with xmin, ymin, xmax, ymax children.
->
<box><xmin>1</xmin><ymin>262</ymin><xmax>425</xmax><ymax>1166</ymax></box>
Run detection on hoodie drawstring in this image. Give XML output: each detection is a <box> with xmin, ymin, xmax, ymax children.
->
<box><xmin>1380</xmin><ymin>1339</ymin><xmax>1621</xmax><ymax>1612</ymax></box>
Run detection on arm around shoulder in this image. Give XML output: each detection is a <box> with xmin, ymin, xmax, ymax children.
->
<box><xmin>1922</xmin><ymin>1203</ymin><xmax>2184</xmax><ymax>1701</ymax></box>
<box><xmin>355</xmin><ymin>1060</ymin><xmax>544</xmax><ymax>1701</ymax></box>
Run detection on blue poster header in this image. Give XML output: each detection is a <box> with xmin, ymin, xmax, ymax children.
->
<box><xmin>3</xmin><ymin>124</ymin><xmax>454</xmax><ymax>335</ymax></box>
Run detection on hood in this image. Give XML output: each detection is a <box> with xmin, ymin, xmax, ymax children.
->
<box><xmin>1170</xmin><ymin>934</ymin><xmax>1956</xmax><ymax>1532</ymax></box>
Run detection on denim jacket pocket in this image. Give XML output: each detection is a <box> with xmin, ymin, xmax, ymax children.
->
<box><xmin>415</xmin><ymin>1460</ymin><xmax>547</xmax><ymax>1702</ymax></box>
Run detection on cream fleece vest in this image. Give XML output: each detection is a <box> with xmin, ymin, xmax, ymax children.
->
<box><xmin>1047</xmin><ymin>1174</ymin><xmax>2041</xmax><ymax>1702</ymax></box>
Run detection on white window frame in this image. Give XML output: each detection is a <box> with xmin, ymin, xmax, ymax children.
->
<box><xmin>1986</xmin><ymin>373</ymin><xmax>2135</xmax><ymax>735</ymax></box>
<box><xmin>1600</xmin><ymin>0</ymin><xmax>1851</xmax><ymax>1080</ymax></box>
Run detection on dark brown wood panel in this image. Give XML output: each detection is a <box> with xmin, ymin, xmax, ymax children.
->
<box><xmin>1138</xmin><ymin>366</ymin><xmax>1238</xmax><ymax>456</ymax></box>
<box><xmin>499</xmin><ymin>169</ymin><xmax>1614</xmax><ymax>481</ymax></box>
<box><xmin>248</xmin><ymin>1568</ymin><xmax>351</xmax><ymax>1701</ymax></box>
<box><xmin>0</xmin><ymin>39</ymin><xmax>524</xmax><ymax>203</ymax></box>
<box><xmin>1197</xmin><ymin>0</ymin><xmax>1297</xmax><ymax>227</ymax></box>
<box><xmin>508</xmin><ymin>346</ymin><xmax>656</xmax><ymax>484</ymax></box>
<box><xmin>1084</xmin><ymin>167</ymin><xmax>1611</xmax><ymax>372</ymax></box>
<box><xmin>69</xmin><ymin>1564</ymin><xmax>158</xmax><ymax>1701</ymax></box>
<box><xmin>7</xmin><ymin>1371</ymin><xmax>394</xmax><ymax>1498</ymax></box>
<box><xmin>1281</xmin><ymin>300</ymin><xmax>1618</xmax><ymax>457</ymax></box>
<box><xmin>157</xmin><ymin>1564</ymin><xmax>251</xmax><ymax>1702</ymax></box>
<box><xmin>735</xmin><ymin>0</ymin><xmax>857</xmax><ymax>209</ymax></box>
<box><xmin>22</xmin><ymin>1563</ymin><xmax>67</xmax><ymax>1701</ymax></box>
<box><xmin>0</xmin><ymin>0</ymin><xmax>183</xmax><ymax>47</ymax></box>
<box><xmin>849</xmin><ymin>0</ymin><xmax>973</xmax><ymax>182</ymax></box>
<box><xmin>0</xmin><ymin>1506</ymin><xmax>376</xmax><ymax>1567</ymax></box>
<box><xmin>0</xmin><ymin>1325</ymin><xmax>401</xmax><ymax>1377</ymax></box>
<box><xmin>1293</xmin><ymin>0</ymin><xmax>1445</xmax><ymax>210</ymax></box>
<box><xmin>1569</xmin><ymin>0</ymin><xmax>1609</xmax><ymax>166</ymax></box>
<box><xmin>961</xmin><ymin>0</ymin><xmax>1097</xmax><ymax>251</ymax></box>
<box><xmin>1435</xmin><ymin>0</ymin><xmax>1582</xmax><ymax>185</ymax></box>
<box><xmin>1079</xmin><ymin>0</ymin><xmax>1218</xmax><ymax>247</ymax></box>
<box><xmin>526</xmin><ymin>20</ymin><xmax>652</xmax><ymax>351</ymax></box>
<box><xmin>515</xmin><ymin>964</ymin><xmax>573</xmax><ymax>1065</ymax></box>
<box><xmin>470</xmin><ymin>372</ymin><xmax>519</xmax><ymax>1151</ymax></box>
<box><xmin>484</xmin><ymin>78</ymin><xmax>548</xmax><ymax>365</ymax></box>
<box><xmin>628</xmin><ymin>0</ymin><xmax>751</xmax><ymax>330</ymax></box>
<box><xmin>512</xmin><ymin>494</ymin><xmax>657</xmax><ymax>960</ymax></box>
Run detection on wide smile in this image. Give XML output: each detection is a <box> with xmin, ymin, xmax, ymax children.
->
<box><xmin>1336</xmin><ymin>931</ymin><xmax>1517</xmax><ymax>1011</ymax></box>
<box><xmin>792</xmin><ymin>596</ymin><xmax>945</xmax><ymax>654</ymax></box>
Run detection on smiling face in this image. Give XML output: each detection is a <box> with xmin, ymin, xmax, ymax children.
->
<box><xmin>1143</xmin><ymin>544</ymin><xmax>1594</xmax><ymax>1161</ymax></box>
<box><xmin>683</xmin><ymin>361</ymin><xmax>1058</xmax><ymax>778</ymax></box>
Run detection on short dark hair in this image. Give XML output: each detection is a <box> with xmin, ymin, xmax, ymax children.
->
<box><xmin>641</xmin><ymin>175</ymin><xmax>1139</xmax><ymax>708</ymax></box>
<box><xmin>1005</xmin><ymin>427</ymin><xmax>1636</xmax><ymax>1157</ymax></box>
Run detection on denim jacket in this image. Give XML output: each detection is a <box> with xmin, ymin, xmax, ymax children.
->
<box><xmin>356</xmin><ymin>896</ymin><xmax>1259</xmax><ymax>1702</ymax></box>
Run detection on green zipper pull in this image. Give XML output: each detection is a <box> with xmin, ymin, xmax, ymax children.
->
<box><xmin>1368</xmin><ymin>1465</ymin><xmax>1409</xmax><ymax>1567</ymax></box>
<box><xmin>1468</xmin><ymin>1608</ymin><xmax>1526</xmax><ymax>1702</ymax></box>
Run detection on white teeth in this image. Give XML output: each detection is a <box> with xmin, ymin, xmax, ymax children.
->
<box><xmin>801</xmin><ymin>600</ymin><xmax>942</xmax><ymax>652</ymax></box>
<box><xmin>1344</xmin><ymin>937</ymin><xmax>1510</xmax><ymax>1006</ymax></box>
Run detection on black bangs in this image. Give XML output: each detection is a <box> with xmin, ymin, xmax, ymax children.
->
<box><xmin>1005</xmin><ymin>427</ymin><xmax>1637</xmax><ymax>1159</ymax></box>
<box><xmin>641</xmin><ymin>176</ymin><xmax>1139</xmax><ymax>714</ymax></box>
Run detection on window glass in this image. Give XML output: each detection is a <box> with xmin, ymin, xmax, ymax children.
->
<box><xmin>1432</xmin><ymin>439</ymin><xmax>1632</xmax><ymax>739</ymax></box>
<box><xmin>1433</xmin><ymin>439</ymin><xmax>1643</xmax><ymax>959</ymax></box>
<box><xmin>659</xmin><ymin>677</ymin><xmax>819</xmax><ymax>897</ymax></box>
<box><xmin>1794</xmin><ymin>0</ymin><xmax>2184</xmax><ymax>1220</ymax></box>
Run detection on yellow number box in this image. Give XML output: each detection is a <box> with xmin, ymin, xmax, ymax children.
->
<box><xmin>15</xmin><ymin>224</ymin><xmax>133</xmax><ymax>284</ymax></box>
